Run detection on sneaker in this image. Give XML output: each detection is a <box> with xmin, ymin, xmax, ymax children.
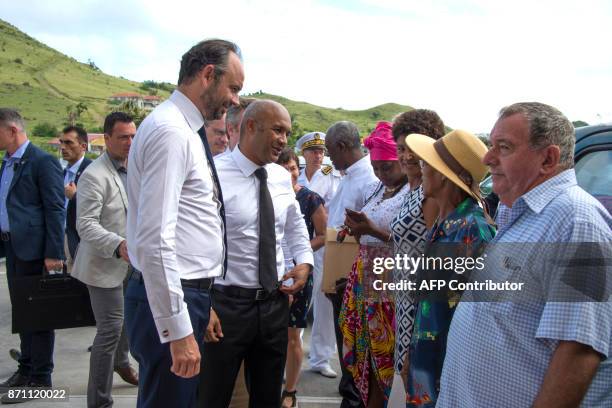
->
<box><xmin>312</xmin><ymin>364</ymin><xmax>337</xmax><ymax>378</ymax></box>
<box><xmin>0</xmin><ymin>372</ymin><xmax>28</xmax><ymax>394</ymax></box>
<box><xmin>0</xmin><ymin>381</ymin><xmax>50</xmax><ymax>404</ymax></box>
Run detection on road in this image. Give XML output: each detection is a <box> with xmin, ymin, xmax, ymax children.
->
<box><xmin>0</xmin><ymin>260</ymin><xmax>405</xmax><ymax>407</ymax></box>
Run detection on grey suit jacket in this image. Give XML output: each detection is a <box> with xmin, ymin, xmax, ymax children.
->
<box><xmin>72</xmin><ymin>153</ymin><xmax>129</xmax><ymax>288</ymax></box>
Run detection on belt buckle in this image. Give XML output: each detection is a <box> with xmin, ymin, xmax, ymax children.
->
<box><xmin>254</xmin><ymin>289</ymin><xmax>268</xmax><ymax>301</ymax></box>
<box><xmin>0</xmin><ymin>232</ymin><xmax>9</xmax><ymax>242</ymax></box>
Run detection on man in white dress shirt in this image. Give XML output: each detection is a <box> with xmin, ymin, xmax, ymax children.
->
<box><xmin>125</xmin><ymin>39</ymin><xmax>244</xmax><ymax>408</ymax></box>
<box><xmin>200</xmin><ymin>100</ymin><xmax>313</xmax><ymax>408</ymax></box>
<box><xmin>325</xmin><ymin>121</ymin><xmax>377</xmax><ymax>408</ymax></box>
<box><xmin>295</xmin><ymin>131</ymin><xmax>341</xmax><ymax>378</ymax></box>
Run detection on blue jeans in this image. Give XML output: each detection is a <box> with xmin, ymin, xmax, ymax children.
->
<box><xmin>124</xmin><ymin>276</ymin><xmax>210</xmax><ymax>408</ymax></box>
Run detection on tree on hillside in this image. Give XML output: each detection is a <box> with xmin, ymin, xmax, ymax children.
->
<box><xmin>32</xmin><ymin>122</ymin><xmax>58</xmax><ymax>138</ymax></box>
<box><xmin>572</xmin><ymin>120</ymin><xmax>589</xmax><ymax>128</ymax></box>
<box><xmin>113</xmin><ymin>99</ymin><xmax>146</xmax><ymax>126</ymax></box>
<box><xmin>65</xmin><ymin>102</ymin><xmax>88</xmax><ymax>126</ymax></box>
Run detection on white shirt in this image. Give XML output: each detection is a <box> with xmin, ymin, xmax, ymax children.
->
<box><xmin>214</xmin><ymin>146</ymin><xmax>314</xmax><ymax>288</ymax></box>
<box><xmin>127</xmin><ymin>90</ymin><xmax>224</xmax><ymax>343</ymax></box>
<box><xmin>298</xmin><ymin>166</ymin><xmax>341</xmax><ymax>204</ymax></box>
<box><xmin>326</xmin><ymin>155</ymin><xmax>378</xmax><ymax>228</ymax></box>
<box><xmin>64</xmin><ymin>156</ymin><xmax>84</xmax><ymax>208</ymax></box>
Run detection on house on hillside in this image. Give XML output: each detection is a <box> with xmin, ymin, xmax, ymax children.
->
<box><xmin>142</xmin><ymin>95</ymin><xmax>161</xmax><ymax>109</ymax></box>
<box><xmin>108</xmin><ymin>93</ymin><xmax>162</xmax><ymax>111</ymax></box>
<box><xmin>108</xmin><ymin>92</ymin><xmax>143</xmax><ymax>108</ymax></box>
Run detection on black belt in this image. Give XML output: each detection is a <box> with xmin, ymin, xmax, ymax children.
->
<box><xmin>0</xmin><ymin>231</ymin><xmax>10</xmax><ymax>242</ymax></box>
<box><xmin>129</xmin><ymin>268</ymin><xmax>214</xmax><ymax>291</ymax></box>
<box><xmin>213</xmin><ymin>284</ymin><xmax>280</xmax><ymax>301</ymax></box>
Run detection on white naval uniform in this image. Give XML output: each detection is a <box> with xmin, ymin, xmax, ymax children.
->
<box><xmin>299</xmin><ymin>166</ymin><xmax>342</xmax><ymax>370</ymax></box>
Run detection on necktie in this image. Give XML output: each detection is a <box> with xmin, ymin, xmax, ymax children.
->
<box><xmin>254</xmin><ymin>167</ymin><xmax>278</xmax><ymax>292</ymax></box>
<box><xmin>197</xmin><ymin>127</ymin><xmax>228</xmax><ymax>277</ymax></box>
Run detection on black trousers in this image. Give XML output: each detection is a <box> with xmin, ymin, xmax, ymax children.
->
<box><xmin>3</xmin><ymin>240</ymin><xmax>55</xmax><ymax>385</ymax></box>
<box><xmin>328</xmin><ymin>280</ymin><xmax>365</xmax><ymax>408</ymax></box>
<box><xmin>199</xmin><ymin>286</ymin><xmax>289</xmax><ymax>408</ymax></box>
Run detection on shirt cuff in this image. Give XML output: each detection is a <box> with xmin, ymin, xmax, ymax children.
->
<box><xmin>153</xmin><ymin>307</ymin><xmax>193</xmax><ymax>343</ymax></box>
<box><xmin>294</xmin><ymin>253</ymin><xmax>314</xmax><ymax>270</ymax></box>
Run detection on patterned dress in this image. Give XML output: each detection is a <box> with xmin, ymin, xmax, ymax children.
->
<box><xmin>339</xmin><ymin>181</ymin><xmax>410</xmax><ymax>406</ymax></box>
<box><xmin>287</xmin><ymin>187</ymin><xmax>325</xmax><ymax>328</ymax></box>
<box><xmin>390</xmin><ymin>185</ymin><xmax>427</xmax><ymax>375</ymax></box>
<box><xmin>406</xmin><ymin>198</ymin><xmax>496</xmax><ymax>407</ymax></box>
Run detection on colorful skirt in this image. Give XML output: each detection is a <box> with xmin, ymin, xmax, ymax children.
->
<box><xmin>339</xmin><ymin>244</ymin><xmax>395</xmax><ymax>406</ymax></box>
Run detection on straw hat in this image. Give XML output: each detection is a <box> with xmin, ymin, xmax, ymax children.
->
<box><xmin>405</xmin><ymin>129</ymin><xmax>489</xmax><ymax>199</ymax></box>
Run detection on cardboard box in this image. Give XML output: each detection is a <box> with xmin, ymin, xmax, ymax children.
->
<box><xmin>322</xmin><ymin>228</ymin><xmax>359</xmax><ymax>294</ymax></box>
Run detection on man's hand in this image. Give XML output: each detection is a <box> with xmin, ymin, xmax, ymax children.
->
<box><xmin>44</xmin><ymin>258</ymin><xmax>63</xmax><ymax>273</ymax></box>
<box><xmin>169</xmin><ymin>333</ymin><xmax>201</xmax><ymax>378</ymax></box>
<box><xmin>64</xmin><ymin>182</ymin><xmax>77</xmax><ymax>200</ymax></box>
<box><xmin>117</xmin><ymin>240</ymin><xmax>130</xmax><ymax>263</ymax></box>
<box><xmin>204</xmin><ymin>308</ymin><xmax>223</xmax><ymax>342</ymax></box>
<box><xmin>280</xmin><ymin>263</ymin><xmax>311</xmax><ymax>295</ymax></box>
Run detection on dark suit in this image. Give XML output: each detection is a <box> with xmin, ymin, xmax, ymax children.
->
<box><xmin>65</xmin><ymin>157</ymin><xmax>92</xmax><ymax>258</ymax></box>
<box><xmin>0</xmin><ymin>142</ymin><xmax>65</xmax><ymax>385</ymax></box>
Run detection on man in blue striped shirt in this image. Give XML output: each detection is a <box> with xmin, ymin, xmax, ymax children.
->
<box><xmin>438</xmin><ymin>102</ymin><xmax>611</xmax><ymax>408</ymax></box>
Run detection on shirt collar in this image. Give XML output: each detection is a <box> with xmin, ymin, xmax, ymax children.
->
<box><xmin>231</xmin><ymin>145</ymin><xmax>262</xmax><ymax>177</ymax></box>
<box><xmin>67</xmin><ymin>156</ymin><xmax>85</xmax><ymax>174</ymax></box>
<box><xmin>518</xmin><ymin>169</ymin><xmax>576</xmax><ymax>214</ymax></box>
<box><xmin>346</xmin><ymin>154</ymin><xmax>370</xmax><ymax>176</ymax></box>
<box><xmin>3</xmin><ymin>140</ymin><xmax>30</xmax><ymax>162</ymax></box>
<box><xmin>169</xmin><ymin>90</ymin><xmax>205</xmax><ymax>133</ymax></box>
<box><xmin>495</xmin><ymin>169</ymin><xmax>577</xmax><ymax>229</ymax></box>
<box><xmin>107</xmin><ymin>153</ymin><xmax>127</xmax><ymax>173</ymax></box>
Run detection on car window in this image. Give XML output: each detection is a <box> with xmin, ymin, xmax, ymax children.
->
<box><xmin>575</xmin><ymin>149</ymin><xmax>612</xmax><ymax>214</ymax></box>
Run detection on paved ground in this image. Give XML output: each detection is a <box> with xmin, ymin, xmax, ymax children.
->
<box><xmin>0</xmin><ymin>260</ymin><xmax>405</xmax><ymax>407</ymax></box>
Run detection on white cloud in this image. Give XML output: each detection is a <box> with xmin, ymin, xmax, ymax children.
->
<box><xmin>2</xmin><ymin>0</ymin><xmax>611</xmax><ymax>131</ymax></box>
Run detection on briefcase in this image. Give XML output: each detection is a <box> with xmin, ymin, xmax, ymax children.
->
<box><xmin>10</xmin><ymin>267</ymin><xmax>96</xmax><ymax>333</ymax></box>
<box><xmin>322</xmin><ymin>228</ymin><xmax>359</xmax><ymax>294</ymax></box>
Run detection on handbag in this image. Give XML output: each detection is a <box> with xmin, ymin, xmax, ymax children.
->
<box><xmin>322</xmin><ymin>228</ymin><xmax>359</xmax><ymax>294</ymax></box>
<box><xmin>10</xmin><ymin>265</ymin><xmax>96</xmax><ymax>333</ymax></box>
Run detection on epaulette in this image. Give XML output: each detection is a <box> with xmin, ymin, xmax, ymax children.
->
<box><xmin>321</xmin><ymin>165</ymin><xmax>333</xmax><ymax>175</ymax></box>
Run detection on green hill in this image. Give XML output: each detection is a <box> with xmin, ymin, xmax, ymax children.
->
<box><xmin>0</xmin><ymin>19</ymin><xmax>413</xmax><ymax>148</ymax></box>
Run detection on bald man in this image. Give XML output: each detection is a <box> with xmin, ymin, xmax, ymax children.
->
<box><xmin>200</xmin><ymin>100</ymin><xmax>314</xmax><ymax>408</ymax></box>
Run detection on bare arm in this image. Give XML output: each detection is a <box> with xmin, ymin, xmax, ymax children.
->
<box><xmin>532</xmin><ymin>341</ymin><xmax>602</xmax><ymax>408</ymax></box>
<box><xmin>310</xmin><ymin>204</ymin><xmax>327</xmax><ymax>252</ymax></box>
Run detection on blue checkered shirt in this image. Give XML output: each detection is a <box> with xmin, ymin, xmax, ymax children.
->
<box><xmin>437</xmin><ymin>169</ymin><xmax>612</xmax><ymax>407</ymax></box>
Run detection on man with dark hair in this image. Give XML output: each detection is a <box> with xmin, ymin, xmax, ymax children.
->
<box><xmin>72</xmin><ymin>112</ymin><xmax>138</xmax><ymax>408</ymax></box>
<box><xmin>0</xmin><ymin>108</ymin><xmax>64</xmax><ymax>393</ymax></box>
<box><xmin>226</xmin><ymin>97</ymin><xmax>254</xmax><ymax>151</ymax></box>
<box><xmin>324</xmin><ymin>121</ymin><xmax>377</xmax><ymax>408</ymax></box>
<box><xmin>126</xmin><ymin>39</ymin><xmax>243</xmax><ymax>407</ymax></box>
<box><xmin>59</xmin><ymin>125</ymin><xmax>91</xmax><ymax>268</ymax></box>
<box><xmin>206</xmin><ymin>113</ymin><xmax>229</xmax><ymax>156</ymax></box>
<box><xmin>200</xmin><ymin>99</ymin><xmax>313</xmax><ymax>407</ymax></box>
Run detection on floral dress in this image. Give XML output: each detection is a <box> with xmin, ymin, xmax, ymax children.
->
<box><xmin>390</xmin><ymin>185</ymin><xmax>428</xmax><ymax>375</ymax></box>
<box><xmin>406</xmin><ymin>197</ymin><xmax>495</xmax><ymax>407</ymax></box>
<box><xmin>339</xmin><ymin>181</ymin><xmax>410</xmax><ymax>407</ymax></box>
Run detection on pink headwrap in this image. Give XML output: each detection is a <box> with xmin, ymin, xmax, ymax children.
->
<box><xmin>363</xmin><ymin>121</ymin><xmax>398</xmax><ymax>161</ymax></box>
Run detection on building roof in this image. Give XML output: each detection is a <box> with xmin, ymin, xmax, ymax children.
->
<box><xmin>143</xmin><ymin>95</ymin><xmax>161</xmax><ymax>100</ymax></box>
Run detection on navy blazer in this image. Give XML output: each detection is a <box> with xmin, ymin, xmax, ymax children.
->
<box><xmin>65</xmin><ymin>156</ymin><xmax>92</xmax><ymax>258</ymax></box>
<box><xmin>0</xmin><ymin>142</ymin><xmax>65</xmax><ymax>261</ymax></box>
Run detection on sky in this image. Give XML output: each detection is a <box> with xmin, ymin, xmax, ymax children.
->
<box><xmin>2</xmin><ymin>0</ymin><xmax>611</xmax><ymax>133</ymax></box>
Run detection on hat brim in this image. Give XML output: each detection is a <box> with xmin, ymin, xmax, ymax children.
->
<box><xmin>405</xmin><ymin>134</ymin><xmax>480</xmax><ymax>200</ymax></box>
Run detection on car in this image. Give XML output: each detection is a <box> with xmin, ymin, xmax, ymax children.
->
<box><xmin>480</xmin><ymin>124</ymin><xmax>612</xmax><ymax>214</ymax></box>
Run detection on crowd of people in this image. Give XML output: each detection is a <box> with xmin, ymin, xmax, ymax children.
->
<box><xmin>0</xmin><ymin>37</ymin><xmax>610</xmax><ymax>408</ymax></box>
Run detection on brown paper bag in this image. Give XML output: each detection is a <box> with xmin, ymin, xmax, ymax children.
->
<box><xmin>322</xmin><ymin>228</ymin><xmax>359</xmax><ymax>294</ymax></box>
